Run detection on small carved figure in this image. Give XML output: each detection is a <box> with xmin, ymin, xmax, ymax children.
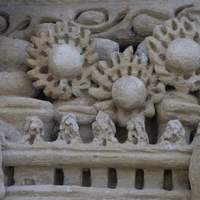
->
<box><xmin>22</xmin><ymin>116</ymin><xmax>44</xmax><ymax>143</ymax></box>
<box><xmin>92</xmin><ymin>110</ymin><xmax>117</xmax><ymax>145</ymax></box>
<box><xmin>158</xmin><ymin>119</ymin><xmax>187</xmax><ymax>145</ymax></box>
<box><xmin>58</xmin><ymin>113</ymin><xmax>80</xmax><ymax>144</ymax></box>
<box><xmin>127</xmin><ymin>116</ymin><xmax>149</xmax><ymax>144</ymax></box>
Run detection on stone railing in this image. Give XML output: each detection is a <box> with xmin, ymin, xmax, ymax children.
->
<box><xmin>1</xmin><ymin>141</ymin><xmax>192</xmax><ymax>199</ymax></box>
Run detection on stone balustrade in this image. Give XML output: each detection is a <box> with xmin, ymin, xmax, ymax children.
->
<box><xmin>1</xmin><ymin>142</ymin><xmax>192</xmax><ymax>199</ymax></box>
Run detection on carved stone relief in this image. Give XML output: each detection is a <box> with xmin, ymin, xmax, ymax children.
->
<box><xmin>0</xmin><ymin>1</ymin><xmax>200</xmax><ymax>199</ymax></box>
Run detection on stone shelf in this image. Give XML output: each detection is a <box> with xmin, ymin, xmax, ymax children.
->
<box><xmin>2</xmin><ymin>140</ymin><xmax>192</xmax><ymax>169</ymax></box>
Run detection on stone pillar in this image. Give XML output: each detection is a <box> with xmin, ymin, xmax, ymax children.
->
<box><xmin>63</xmin><ymin>167</ymin><xmax>82</xmax><ymax>186</ymax></box>
<box><xmin>173</xmin><ymin>169</ymin><xmax>189</xmax><ymax>190</ymax></box>
<box><xmin>144</xmin><ymin>169</ymin><xmax>163</xmax><ymax>189</ymax></box>
<box><xmin>14</xmin><ymin>166</ymin><xmax>54</xmax><ymax>185</ymax></box>
<box><xmin>117</xmin><ymin>168</ymin><xmax>135</xmax><ymax>188</ymax></box>
<box><xmin>91</xmin><ymin>168</ymin><xmax>107</xmax><ymax>187</ymax></box>
<box><xmin>189</xmin><ymin>134</ymin><xmax>200</xmax><ymax>200</ymax></box>
<box><xmin>0</xmin><ymin>141</ymin><xmax>5</xmax><ymax>199</ymax></box>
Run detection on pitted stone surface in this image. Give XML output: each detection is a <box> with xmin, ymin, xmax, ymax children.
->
<box><xmin>112</xmin><ymin>75</ymin><xmax>147</xmax><ymax>111</ymax></box>
<box><xmin>49</xmin><ymin>44</ymin><xmax>83</xmax><ymax>79</ymax></box>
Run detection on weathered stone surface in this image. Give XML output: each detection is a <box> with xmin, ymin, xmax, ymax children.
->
<box><xmin>63</xmin><ymin>167</ymin><xmax>82</xmax><ymax>186</ymax></box>
<box><xmin>0</xmin><ymin>15</ymin><xmax>7</xmax><ymax>34</ymax></box>
<box><xmin>22</xmin><ymin>116</ymin><xmax>45</xmax><ymax>144</ymax></box>
<box><xmin>0</xmin><ymin>121</ymin><xmax>21</xmax><ymax>143</ymax></box>
<box><xmin>158</xmin><ymin>119</ymin><xmax>187</xmax><ymax>146</ymax></box>
<box><xmin>189</xmin><ymin>127</ymin><xmax>200</xmax><ymax>200</ymax></box>
<box><xmin>26</xmin><ymin>22</ymin><xmax>99</xmax><ymax>100</ymax></box>
<box><xmin>0</xmin><ymin>71</ymin><xmax>38</xmax><ymax>97</ymax></box>
<box><xmin>135</xmin><ymin>41</ymin><xmax>148</xmax><ymax>57</ymax></box>
<box><xmin>49</xmin><ymin>44</ymin><xmax>83</xmax><ymax>79</ymax></box>
<box><xmin>14</xmin><ymin>167</ymin><xmax>54</xmax><ymax>185</ymax></box>
<box><xmin>166</xmin><ymin>38</ymin><xmax>200</xmax><ymax>74</ymax></box>
<box><xmin>58</xmin><ymin>113</ymin><xmax>80</xmax><ymax>144</ymax></box>
<box><xmin>112</xmin><ymin>76</ymin><xmax>147</xmax><ymax>111</ymax></box>
<box><xmin>94</xmin><ymin>38</ymin><xmax>119</xmax><ymax>61</ymax></box>
<box><xmin>0</xmin><ymin>36</ymin><xmax>32</xmax><ymax>72</ymax></box>
<box><xmin>1</xmin><ymin>1</ymin><xmax>200</xmax><ymax>200</ymax></box>
<box><xmin>0</xmin><ymin>97</ymin><xmax>54</xmax><ymax>140</ymax></box>
<box><xmin>92</xmin><ymin>110</ymin><xmax>117</xmax><ymax>145</ymax></box>
<box><xmin>132</xmin><ymin>14</ymin><xmax>163</xmax><ymax>37</ymax></box>
<box><xmin>0</xmin><ymin>142</ymin><xmax>5</xmax><ymax>199</ymax></box>
<box><xmin>77</xmin><ymin>10</ymin><xmax>107</xmax><ymax>25</ymax></box>
<box><xmin>146</xmin><ymin>17</ymin><xmax>200</xmax><ymax>93</ymax></box>
<box><xmin>33</xmin><ymin>23</ymin><xmax>55</xmax><ymax>37</ymax></box>
<box><xmin>156</xmin><ymin>92</ymin><xmax>200</xmax><ymax>141</ymax></box>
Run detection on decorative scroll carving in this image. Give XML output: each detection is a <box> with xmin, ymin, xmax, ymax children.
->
<box><xmin>22</xmin><ymin>116</ymin><xmax>44</xmax><ymax>144</ymax></box>
<box><xmin>76</xmin><ymin>10</ymin><xmax>108</xmax><ymax>25</ymax></box>
<box><xmin>58</xmin><ymin>113</ymin><xmax>80</xmax><ymax>144</ymax></box>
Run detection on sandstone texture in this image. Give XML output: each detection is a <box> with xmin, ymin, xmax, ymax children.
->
<box><xmin>1</xmin><ymin>1</ymin><xmax>200</xmax><ymax>200</ymax></box>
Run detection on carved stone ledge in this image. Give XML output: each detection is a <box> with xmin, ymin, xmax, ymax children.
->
<box><xmin>2</xmin><ymin>144</ymin><xmax>192</xmax><ymax>169</ymax></box>
<box><xmin>4</xmin><ymin>185</ymin><xmax>191</xmax><ymax>200</ymax></box>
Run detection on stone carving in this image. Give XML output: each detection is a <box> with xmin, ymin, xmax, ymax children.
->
<box><xmin>158</xmin><ymin>120</ymin><xmax>187</xmax><ymax>145</ymax></box>
<box><xmin>0</xmin><ymin>36</ymin><xmax>38</xmax><ymax>98</ymax></box>
<box><xmin>92</xmin><ymin>111</ymin><xmax>117</xmax><ymax>145</ymax></box>
<box><xmin>0</xmin><ymin>36</ymin><xmax>32</xmax><ymax>72</ymax></box>
<box><xmin>189</xmin><ymin>122</ymin><xmax>200</xmax><ymax>200</ymax></box>
<box><xmin>58</xmin><ymin>113</ymin><xmax>80</xmax><ymax>144</ymax></box>
<box><xmin>22</xmin><ymin>116</ymin><xmax>44</xmax><ymax>144</ymax></box>
<box><xmin>1</xmin><ymin>2</ymin><xmax>200</xmax><ymax>199</ymax></box>
<box><xmin>0</xmin><ymin>97</ymin><xmax>54</xmax><ymax>141</ymax></box>
<box><xmin>71</xmin><ymin>7</ymin><xmax>173</xmax><ymax>46</ymax></box>
<box><xmin>26</xmin><ymin>22</ymin><xmax>98</xmax><ymax>100</ymax></box>
<box><xmin>127</xmin><ymin>117</ymin><xmax>149</xmax><ymax>144</ymax></box>
<box><xmin>91</xmin><ymin>47</ymin><xmax>164</xmax><ymax>126</ymax></box>
<box><xmin>25</xmin><ymin>19</ymin><xmax>165</xmax><ymax>128</ymax></box>
<box><xmin>156</xmin><ymin>91</ymin><xmax>200</xmax><ymax>141</ymax></box>
<box><xmin>76</xmin><ymin>10</ymin><xmax>108</xmax><ymax>25</ymax></box>
<box><xmin>178</xmin><ymin>7</ymin><xmax>200</xmax><ymax>22</ymax></box>
<box><xmin>132</xmin><ymin>14</ymin><xmax>163</xmax><ymax>37</ymax></box>
<box><xmin>146</xmin><ymin>17</ymin><xmax>200</xmax><ymax>94</ymax></box>
<box><xmin>0</xmin><ymin>121</ymin><xmax>21</xmax><ymax>143</ymax></box>
<box><xmin>1</xmin><ymin>3</ymin><xmax>181</xmax><ymax>46</ymax></box>
<box><xmin>0</xmin><ymin>15</ymin><xmax>8</xmax><ymax>34</ymax></box>
<box><xmin>146</xmin><ymin>17</ymin><xmax>200</xmax><ymax>140</ymax></box>
<box><xmin>94</xmin><ymin>38</ymin><xmax>119</xmax><ymax>61</ymax></box>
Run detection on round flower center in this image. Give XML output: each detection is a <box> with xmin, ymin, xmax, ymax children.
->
<box><xmin>166</xmin><ymin>38</ymin><xmax>200</xmax><ymax>74</ymax></box>
<box><xmin>112</xmin><ymin>75</ymin><xmax>147</xmax><ymax>111</ymax></box>
<box><xmin>48</xmin><ymin>44</ymin><xmax>83</xmax><ymax>79</ymax></box>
